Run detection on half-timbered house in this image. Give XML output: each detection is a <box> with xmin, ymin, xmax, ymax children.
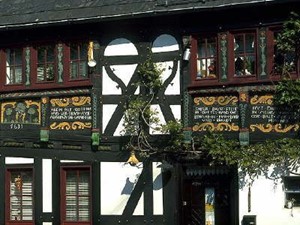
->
<box><xmin>0</xmin><ymin>1</ymin><xmax>299</xmax><ymax>225</ymax></box>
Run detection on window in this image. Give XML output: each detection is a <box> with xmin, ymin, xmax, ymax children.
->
<box><xmin>6</xmin><ymin>169</ymin><xmax>34</xmax><ymax>222</ymax></box>
<box><xmin>196</xmin><ymin>37</ymin><xmax>217</xmax><ymax>79</ymax></box>
<box><xmin>70</xmin><ymin>43</ymin><xmax>88</xmax><ymax>80</ymax></box>
<box><xmin>37</xmin><ymin>45</ymin><xmax>55</xmax><ymax>82</ymax></box>
<box><xmin>234</xmin><ymin>33</ymin><xmax>256</xmax><ymax>76</ymax></box>
<box><xmin>61</xmin><ymin>167</ymin><xmax>91</xmax><ymax>223</ymax></box>
<box><xmin>6</xmin><ymin>48</ymin><xmax>23</xmax><ymax>84</ymax></box>
<box><xmin>273</xmin><ymin>31</ymin><xmax>297</xmax><ymax>76</ymax></box>
<box><xmin>284</xmin><ymin>176</ymin><xmax>300</xmax><ymax>207</ymax></box>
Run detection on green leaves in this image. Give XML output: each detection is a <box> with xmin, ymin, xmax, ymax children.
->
<box><xmin>122</xmin><ymin>53</ymin><xmax>184</xmax><ymax>156</ymax></box>
<box><xmin>275</xmin><ymin>78</ymin><xmax>300</xmax><ymax>108</ymax></box>
<box><xmin>200</xmin><ymin>133</ymin><xmax>300</xmax><ymax>184</ymax></box>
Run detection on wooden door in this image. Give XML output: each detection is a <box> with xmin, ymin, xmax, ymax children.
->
<box><xmin>182</xmin><ymin>175</ymin><xmax>231</xmax><ymax>225</ymax></box>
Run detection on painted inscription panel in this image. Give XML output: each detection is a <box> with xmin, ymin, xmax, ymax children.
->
<box><xmin>249</xmin><ymin>94</ymin><xmax>299</xmax><ymax>133</ymax></box>
<box><xmin>193</xmin><ymin>95</ymin><xmax>239</xmax><ymax>132</ymax></box>
<box><xmin>50</xmin><ymin>96</ymin><xmax>92</xmax><ymax>130</ymax></box>
<box><xmin>1</xmin><ymin>100</ymin><xmax>41</xmax><ymax>127</ymax></box>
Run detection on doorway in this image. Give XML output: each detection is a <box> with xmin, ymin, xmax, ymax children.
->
<box><xmin>182</xmin><ymin>174</ymin><xmax>232</xmax><ymax>225</ymax></box>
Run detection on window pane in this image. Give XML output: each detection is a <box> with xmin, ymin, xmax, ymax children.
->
<box><xmin>66</xmin><ymin>170</ymin><xmax>77</xmax><ymax>195</ymax></box>
<box><xmin>15</xmin><ymin>67</ymin><xmax>23</xmax><ymax>83</ymax></box>
<box><xmin>80</xmin><ymin>43</ymin><xmax>88</xmax><ymax>59</ymax></box>
<box><xmin>70</xmin><ymin>44</ymin><xmax>78</xmax><ymax>60</ymax></box>
<box><xmin>245</xmin><ymin>34</ymin><xmax>255</xmax><ymax>53</ymax></box>
<box><xmin>46</xmin><ymin>64</ymin><xmax>55</xmax><ymax>81</ymax></box>
<box><xmin>197</xmin><ymin>37</ymin><xmax>217</xmax><ymax>79</ymax></box>
<box><xmin>234</xmin><ymin>33</ymin><xmax>256</xmax><ymax>76</ymax></box>
<box><xmin>64</xmin><ymin>168</ymin><xmax>90</xmax><ymax>222</ymax></box>
<box><xmin>234</xmin><ymin>35</ymin><xmax>243</xmax><ymax>53</ymax></box>
<box><xmin>71</xmin><ymin>63</ymin><xmax>78</xmax><ymax>79</ymax></box>
<box><xmin>38</xmin><ymin>47</ymin><xmax>46</xmax><ymax>63</ymax></box>
<box><xmin>9</xmin><ymin>170</ymin><xmax>33</xmax><ymax>221</ymax></box>
<box><xmin>6</xmin><ymin>48</ymin><xmax>23</xmax><ymax>84</ymax></box>
<box><xmin>70</xmin><ymin>42</ymin><xmax>89</xmax><ymax>79</ymax></box>
<box><xmin>79</xmin><ymin>196</ymin><xmax>90</xmax><ymax>221</ymax></box>
<box><xmin>37</xmin><ymin>45</ymin><xmax>55</xmax><ymax>82</ymax></box>
<box><xmin>79</xmin><ymin>62</ymin><xmax>88</xmax><ymax>77</ymax></box>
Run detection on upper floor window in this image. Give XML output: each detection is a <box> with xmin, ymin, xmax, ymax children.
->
<box><xmin>37</xmin><ymin>44</ymin><xmax>56</xmax><ymax>82</ymax></box>
<box><xmin>6</xmin><ymin>168</ymin><xmax>34</xmax><ymax>222</ymax></box>
<box><xmin>234</xmin><ymin>33</ymin><xmax>256</xmax><ymax>76</ymax></box>
<box><xmin>273</xmin><ymin>31</ymin><xmax>298</xmax><ymax>76</ymax></box>
<box><xmin>196</xmin><ymin>37</ymin><xmax>217</xmax><ymax>79</ymax></box>
<box><xmin>70</xmin><ymin>43</ymin><xmax>88</xmax><ymax>80</ymax></box>
<box><xmin>6</xmin><ymin>48</ymin><xmax>23</xmax><ymax>85</ymax></box>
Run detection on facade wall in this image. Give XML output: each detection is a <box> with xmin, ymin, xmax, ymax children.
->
<box><xmin>239</xmin><ymin>175</ymin><xmax>300</xmax><ymax>225</ymax></box>
<box><xmin>0</xmin><ymin>2</ymin><xmax>299</xmax><ymax>225</ymax></box>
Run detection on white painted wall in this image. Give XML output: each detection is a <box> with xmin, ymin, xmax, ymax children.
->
<box><xmin>101</xmin><ymin>162</ymin><xmax>144</xmax><ymax>215</ymax></box>
<box><xmin>42</xmin><ymin>159</ymin><xmax>52</xmax><ymax>213</ymax></box>
<box><xmin>5</xmin><ymin>157</ymin><xmax>34</xmax><ymax>164</ymax></box>
<box><xmin>239</xmin><ymin>174</ymin><xmax>300</xmax><ymax>225</ymax></box>
<box><xmin>153</xmin><ymin>162</ymin><xmax>164</xmax><ymax>215</ymax></box>
<box><xmin>102</xmin><ymin>34</ymin><xmax>181</xmax><ymax>137</ymax></box>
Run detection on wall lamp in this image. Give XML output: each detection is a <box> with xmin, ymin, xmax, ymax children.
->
<box><xmin>183</xmin><ymin>46</ymin><xmax>191</xmax><ymax>61</ymax></box>
<box><xmin>182</xmin><ymin>35</ymin><xmax>191</xmax><ymax>61</ymax></box>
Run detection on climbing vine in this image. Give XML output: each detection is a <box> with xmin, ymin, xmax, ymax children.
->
<box><xmin>122</xmin><ymin>52</ymin><xmax>184</xmax><ymax>158</ymax></box>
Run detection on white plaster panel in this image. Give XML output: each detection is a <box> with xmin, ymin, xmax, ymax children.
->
<box><xmin>42</xmin><ymin>159</ymin><xmax>52</xmax><ymax>213</ymax></box>
<box><xmin>149</xmin><ymin>104</ymin><xmax>166</xmax><ymax>135</ymax></box>
<box><xmin>102</xmin><ymin>64</ymin><xmax>138</xmax><ymax>95</ymax></box>
<box><xmin>163</xmin><ymin>62</ymin><xmax>180</xmax><ymax>95</ymax></box>
<box><xmin>152</xmin><ymin>34</ymin><xmax>179</xmax><ymax>53</ymax></box>
<box><xmin>104</xmin><ymin>38</ymin><xmax>138</xmax><ymax>56</ymax></box>
<box><xmin>101</xmin><ymin>162</ymin><xmax>144</xmax><ymax>215</ymax></box>
<box><xmin>60</xmin><ymin>160</ymin><xmax>84</xmax><ymax>163</ymax></box>
<box><xmin>153</xmin><ymin>162</ymin><xmax>164</xmax><ymax>215</ymax></box>
<box><xmin>114</xmin><ymin>115</ymin><xmax>125</xmax><ymax>136</ymax></box>
<box><xmin>42</xmin><ymin>223</ymin><xmax>52</xmax><ymax>225</ymax></box>
<box><xmin>239</xmin><ymin>171</ymin><xmax>300</xmax><ymax>225</ymax></box>
<box><xmin>5</xmin><ymin>157</ymin><xmax>34</xmax><ymax>164</ymax></box>
<box><xmin>170</xmin><ymin>105</ymin><xmax>181</xmax><ymax>121</ymax></box>
<box><xmin>102</xmin><ymin>67</ymin><xmax>121</xmax><ymax>95</ymax></box>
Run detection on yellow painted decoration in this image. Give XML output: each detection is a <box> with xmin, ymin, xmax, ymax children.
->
<box><xmin>250</xmin><ymin>95</ymin><xmax>273</xmax><ymax>105</ymax></box>
<box><xmin>71</xmin><ymin>96</ymin><xmax>91</xmax><ymax>106</ymax></box>
<box><xmin>250</xmin><ymin>124</ymin><xmax>273</xmax><ymax>132</ymax></box>
<box><xmin>240</xmin><ymin>93</ymin><xmax>247</xmax><ymax>102</ymax></box>
<box><xmin>217</xmin><ymin>96</ymin><xmax>238</xmax><ymax>106</ymax></box>
<box><xmin>50</xmin><ymin>121</ymin><xmax>91</xmax><ymax>130</ymax></box>
<box><xmin>274</xmin><ymin>124</ymin><xmax>299</xmax><ymax>133</ymax></box>
<box><xmin>50</xmin><ymin>96</ymin><xmax>91</xmax><ymax>107</ymax></box>
<box><xmin>193</xmin><ymin>122</ymin><xmax>239</xmax><ymax>132</ymax></box>
<box><xmin>1</xmin><ymin>100</ymin><xmax>40</xmax><ymax>124</ymax></box>
<box><xmin>42</xmin><ymin>97</ymin><xmax>48</xmax><ymax>104</ymax></box>
<box><xmin>194</xmin><ymin>96</ymin><xmax>238</xmax><ymax>106</ymax></box>
<box><xmin>216</xmin><ymin>122</ymin><xmax>239</xmax><ymax>131</ymax></box>
<box><xmin>50</xmin><ymin>98</ymin><xmax>70</xmax><ymax>107</ymax></box>
<box><xmin>193</xmin><ymin>122</ymin><xmax>215</xmax><ymax>131</ymax></box>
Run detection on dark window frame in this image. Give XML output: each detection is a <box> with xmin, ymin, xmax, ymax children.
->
<box><xmin>0</xmin><ymin>40</ymin><xmax>92</xmax><ymax>92</ymax></box>
<box><xmin>60</xmin><ymin>165</ymin><xmax>92</xmax><ymax>225</ymax></box>
<box><xmin>34</xmin><ymin>44</ymin><xmax>57</xmax><ymax>83</ymax></box>
<box><xmin>190</xmin><ymin>34</ymin><xmax>219</xmax><ymax>86</ymax></box>
<box><xmin>283</xmin><ymin>176</ymin><xmax>300</xmax><ymax>207</ymax></box>
<box><xmin>68</xmin><ymin>42</ymin><xmax>90</xmax><ymax>81</ymax></box>
<box><xmin>5</xmin><ymin>47</ymin><xmax>24</xmax><ymax>85</ymax></box>
<box><xmin>268</xmin><ymin>27</ymin><xmax>300</xmax><ymax>79</ymax></box>
<box><xmin>227</xmin><ymin>29</ymin><xmax>258</xmax><ymax>83</ymax></box>
<box><xmin>5</xmin><ymin>167</ymin><xmax>34</xmax><ymax>224</ymax></box>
